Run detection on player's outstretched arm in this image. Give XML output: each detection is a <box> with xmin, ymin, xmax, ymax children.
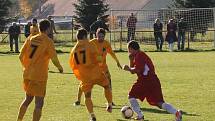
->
<box><xmin>110</xmin><ymin>53</ymin><xmax>122</xmax><ymax>69</ymax></box>
<box><xmin>117</xmin><ymin>62</ymin><xmax>122</xmax><ymax>69</ymax></box>
<box><xmin>123</xmin><ymin>65</ymin><xmax>139</xmax><ymax>74</ymax></box>
<box><xmin>107</xmin><ymin>45</ymin><xmax>122</xmax><ymax>69</ymax></box>
<box><xmin>51</xmin><ymin>55</ymin><xmax>63</xmax><ymax>73</ymax></box>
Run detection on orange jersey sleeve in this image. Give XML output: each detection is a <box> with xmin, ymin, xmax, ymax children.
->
<box><xmin>21</xmin><ymin>33</ymin><xmax>57</xmax><ymax>82</ymax></box>
<box><xmin>19</xmin><ymin>37</ymin><xmax>31</xmax><ymax>68</ymax></box>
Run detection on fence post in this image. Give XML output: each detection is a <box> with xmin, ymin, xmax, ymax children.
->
<box><xmin>213</xmin><ymin>8</ymin><xmax>215</xmax><ymax>48</ymax></box>
<box><xmin>109</xmin><ymin>10</ymin><xmax>112</xmax><ymax>45</ymax></box>
<box><xmin>119</xmin><ymin>17</ymin><xmax>123</xmax><ymax>51</ymax></box>
<box><xmin>71</xmin><ymin>17</ymin><xmax>74</xmax><ymax>42</ymax></box>
<box><xmin>187</xmin><ymin>31</ymin><xmax>190</xmax><ymax>49</ymax></box>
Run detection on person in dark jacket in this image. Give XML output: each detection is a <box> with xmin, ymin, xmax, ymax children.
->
<box><xmin>165</xmin><ymin>19</ymin><xmax>177</xmax><ymax>52</ymax></box>
<box><xmin>90</xmin><ymin>16</ymin><xmax>109</xmax><ymax>39</ymax></box>
<box><xmin>24</xmin><ymin>21</ymin><xmax>31</xmax><ymax>38</ymax></box>
<box><xmin>47</xmin><ymin>15</ymin><xmax>58</xmax><ymax>40</ymax></box>
<box><xmin>8</xmin><ymin>22</ymin><xmax>21</xmax><ymax>53</ymax></box>
<box><xmin>177</xmin><ymin>18</ymin><xmax>187</xmax><ymax>50</ymax></box>
<box><xmin>153</xmin><ymin>18</ymin><xmax>164</xmax><ymax>51</ymax></box>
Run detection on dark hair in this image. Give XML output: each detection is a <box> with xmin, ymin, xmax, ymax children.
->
<box><xmin>32</xmin><ymin>18</ymin><xmax>37</xmax><ymax>23</ymax></box>
<box><xmin>76</xmin><ymin>28</ymin><xmax>88</xmax><ymax>40</ymax></box>
<box><xmin>128</xmin><ymin>40</ymin><xmax>140</xmax><ymax>50</ymax></box>
<box><xmin>39</xmin><ymin>19</ymin><xmax>50</xmax><ymax>32</ymax></box>
<box><xmin>96</xmin><ymin>28</ymin><xmax>106</xmax><ymax>35</ymax></box>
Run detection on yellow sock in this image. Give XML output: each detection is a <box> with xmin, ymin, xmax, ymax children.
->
<box><xmin>85</xmin><ymin>97</ymin><xmax>93</xmax><ymax>113</ymax></box>
<box><xmin>17</xmin><ymin>105</ymin><xmax>27</xmax><ymax>121</ymax></box>
<box><xmin>33</xmin><ymin>109</ymin><xmax>42</xmax><ymax>121</ymax></box>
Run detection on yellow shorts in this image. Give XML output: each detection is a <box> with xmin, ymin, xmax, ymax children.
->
<box><xmin>23</xmin><ymin>79</ymin><xmax>47</xmax><ymax>97</ymax></box>
<box><xmin>80</xmin><ymin>73</ymin><xmax>109</xmax><ymax>93</ymax></box>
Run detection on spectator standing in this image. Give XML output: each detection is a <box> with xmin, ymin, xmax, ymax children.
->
<box><xmin>8</xmin><ymin>22</ymin><xmax>21</xmax><ymax>53</ymax></box>
<box><xmin>47</xmin><ymin>15</ymin><xmax>58</xmax><ymax>40</ymax></box>
<box><xmin>90</xmin><ymin>16</ymin><xmax>109</xmax><ymax>39</ymax></box>
<box><xmin>153</xmin><ymin>18</ymin><xmax>164</xmax><ymax>51</ymax></box>
<box><xmin>177</xmin><ymin>18</ymin><xmax>187</xmax><ymax>50</ymax></box>
<box><xmin>165</xmin><ymin>19</ymin><xmax>177</xmax><ymax>52</ymax></box>
<box><xmin>126</xmin><ymin>13</ymin><xmax>137</xmax><ymax>42</ymax></box>
<box><xmin>24</xmin><ymin>21</ymin><xmax>31</xmax><ymax>38</ymax></box>
<box><xmin>30</xmin><ymin>18</ymin><xmax>39</xmax><ymax>36</ymax></box>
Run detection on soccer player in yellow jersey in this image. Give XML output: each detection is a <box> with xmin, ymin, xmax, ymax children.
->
<box><xmin>17</xmin><ymin>19</ymin><xmax>63</xmax><ymax>121</ymax></box>
<box><xmin>74</xmin><ymin>28</ymin><xmax>122</xmax><ymax>106</ymax></box>
<box><xmin>69</xmin><ymin>28</ymin><xmax>112</xmax><ymax>121</ymax></box>
<box><xmin>30</xmin><ymin>18</ymin><xmax>39</xmax><ymax>36</ymax></box>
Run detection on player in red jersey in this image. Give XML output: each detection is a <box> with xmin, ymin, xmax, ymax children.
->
<box><xmin>123</xmin><ymin>40</ymin><xmax>182</xmax><ymax>121</ymax></box>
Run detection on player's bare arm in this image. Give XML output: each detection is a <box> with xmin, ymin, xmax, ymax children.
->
<box><xmin>123</xmin><ymin>65</ymin><xmax>139</xmax><ymax>74</ymax></box>
<box><xmin>51</xmin><ymin>55</ymin><xmax>63</xmax><ymax>73</ymax></box>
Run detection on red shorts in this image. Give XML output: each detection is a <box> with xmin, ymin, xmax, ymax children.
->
<box><xmin>129</xmin><ymin>75</ymin><xmax>164</xmax><ymax>106</ymax></box>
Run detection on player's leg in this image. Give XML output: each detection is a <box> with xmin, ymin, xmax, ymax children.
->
<box><xmin>98</xmin><ymin>73</ymin><xmax>112</xmax><ymax>113</ymax></box>
<box><xmin>147</xmin><ymin>76</ymin><xmax>182</xmax><ymax>121</ymax></box>
<box><xmin>109</xmin><ymin>78</ymin><xmax>116</xmax><ymax>106</ymax></box>
<box><xmin>81</xmin><ymin>82</ymin><xmax>96</xmax><ymax>121</ymax></box>
<box><xmin>129</xmin><ymin>97</ymin><xmax>144</xmax><ymax>120</ymax></box>
<box><xmin>105</xmin><ymin>69</ymin><xmax>116</xmax><ymax>106</ymax></box>
<box><xmin>84</xmin><ymin>91</ymin><xmax>96</xmax><ymax>121</ymax></box>
<box><xmin>74</xmin><ymin>84</ymin><xmax>83</xmax><ymax>106</ymax></box>
<box><xmin>33</xmin><ymin>96</ymin><xmax>44</xmax><ymax>121</ymax></box>
<box><xmin>128</xmin><ymin>83</ymin><xmax>144</xmax><ymax>120</ymax></box>
<box><xmin>158</xmin><ymin>102</ymin><xmax>182</xmax><ymax>121</ymax></box>
<box><xmin>17</xmin><ymin>94</ymin><xmax>34</xmax><ymax>121</ymax></box>
<box><xmin>103</xmin><ymin>84</ymin><xmax>112</xmax><ymax>113</ymax></box>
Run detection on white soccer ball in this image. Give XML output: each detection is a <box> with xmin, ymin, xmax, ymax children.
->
<box><xmin>121</xmin><ymin>106</ymin><xmax>134</xmax><ymax>119</ymax></box>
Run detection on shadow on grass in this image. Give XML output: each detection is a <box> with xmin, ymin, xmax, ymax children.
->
<box><xmin>116</xmin><ymin>119</ymin><xmax>149</xmax><ymax>121</ymax></box>
<box><xmin>48</xmin><ymin>70</ymin><xmax>73</xmax><ymax>74</ymax></box>
<box><xmin>140</xmin><ymin>107</ymin><xmax>169</xmax><ymax>114</ymax></box>
<box><xmin>56</xmin><ymin>49</ymin><xmax>70</xmax><ymax>54</ymax></box>
<box><xmin>116</xmin><ymin>119</ymin><xmax>128</xmax><ymax>121</ymax></box>
<box><xmin>92</xmin><ymin>105</ymin><xmax>200</xmax><ymax>117</ymax></box>
<box><xmin>0</xmin><ymin>51</ymin><xmax>20</xmax><ymax>56</ymax></box>
<box><xmin>140</xmin><ymin>107</ymin><xmax>200</xmax><ymax>117</ymax></box>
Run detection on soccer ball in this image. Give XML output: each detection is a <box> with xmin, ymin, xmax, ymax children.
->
<box><xmin>121</xmin><ymin>106</ymin><xmax>134</xmax><ymax>119</ymax></box>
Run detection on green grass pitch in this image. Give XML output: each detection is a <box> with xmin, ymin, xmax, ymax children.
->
<box><xmin>0</xmin><ymin>47</ymin><xmax>215</xmax><ymax>120</ymax></box>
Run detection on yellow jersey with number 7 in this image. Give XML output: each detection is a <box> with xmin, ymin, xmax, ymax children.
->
<box><xmin>19</xmin><ymin>33</ymin><xmax>57</xmax><ymax>82</ymax></box>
